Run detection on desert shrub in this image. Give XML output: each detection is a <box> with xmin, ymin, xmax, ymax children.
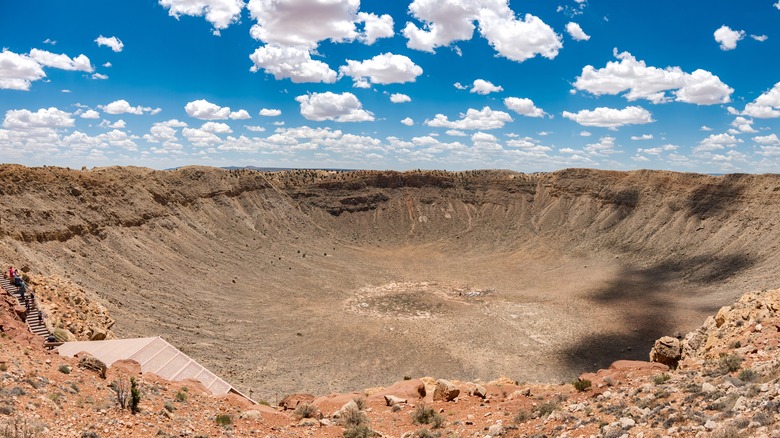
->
<box><xmin>81</xmin><ymin>432</ymin><xmax>100</xmax><ymax>438</ymax></box>
<box><xmin>731</xmin><ymin>340</ymin><xmax>741</xmax><ymax>348</ymax></box>
<box><xmin>215</xmin><ymin>414</ymin><xmax>232</xmax><ymax>427</ymax></box>
<box><xmin>753</xmin><ymin>412</ymin><xmax>771</xmax><ymax>426</ymax></box>
<box><xmin>653</xmin><ymin>373</ymin><xmax>671</xmax><ymax>385</ymax></box>
<box><xmin>719</xmin><ymin>354</ymin><xmax>743</xmax><ymax>374</ymax></box>
<box><xmin>341</xmin><ymin>406</ymin><xmax>369</xmax><ymax>428</ymax></box>
<box><xmin>130</xmin><ymin>377</ymin><xmax>140</xmax><ymax>414</ymax></box>
<box><xmin>738</xmin><ymin>368</ymin><xmax>757</xmax><ymax>382</ymax></box>
<box><xmin>535</xmin><ymin>400</ymin><xmax>559</xmax><ymax>418</ymax></box>
<box><xmin>52</xmin><ymin>329</ymin><xmax>70</xmax><ymax>343</ymax></box>
<box><xmin>413</xmin><ymin>428</ymin><xmax>441</xmax><ymax>438</ymax></box>
<box><xmin>175</xmin><ymin>390</ymin><xmax>187</xmax><ymax>403</ymax></box>
<box><xmin>163</xmin><ymin>402</ymin><xmax>175</xmax><ymax>413</ymax></box>
<box><xmin>109</xmin><ymin>378</ymin><xmax>130</xmax><ymax>410</ymax></box>
<box><xmin>391</xmin><ymin>404</ymin><xmax>402</xmax><ymax>413</ymax></box>
<box><xmin>573</xmin><ymin>379</ymin><xmax>591</xmax><ymax>392</ymax></box>
<box><xmin>411</xmin><ymin>404</ymin><xmax>443</xmax><ymax>428</ymax></box>
<box><xmin>294</xmin><ymin>403</ymin><xmax>317</xmax><ymax>420</ymax></box>
<box><xmin>514</xmin><ymin>410</ymin><xmax>529</xmax><ymax>423</ymax></box>
<box><xmin>353</xmin><ymin>397</ymin><xmax>366</xmax><ymax>411</ymax></box>
<box><xmin>342</xmin><ymin>424</ymin><xmax>375</xmax><ymax>438</ymax></box>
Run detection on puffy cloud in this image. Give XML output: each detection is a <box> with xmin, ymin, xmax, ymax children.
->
<box><xmin>630</xmin><ymin>134</ymin><xmax>653</xmax><ymax>140</ymax></box>
<box><xmin>99</xmin><ymin>119</ymin><xmax>126</xmax><ymax>129</ymax></box>
<box><xmin>714</xmin><ymin>25</ymin><xmax>744</xmax><ymax>51</ymax></box>
<box><xmin>583</xmin><ymin>136</ymin><xmax>620</xmax><ymax>156</ymax></box>
<box><xmin>695</xmin><ymin>133</ymin><xmax>742</xmax><ymax>152</ymax></box>
<box><xmin>92</xmin><ymin>73</ymin><xmax>109</xmax><ymax>80</ymax></box>
<box><xmin>453</xmin><ymin>82</ymin><xmax>468</xmax><ymax>90</ymax></box>
<box><xmin>339</xmin><ymin>53</ymin><xmax>423</xmax><ymax>86</ymax></box>
<box><xmin>574</xmin><ymin>50</ymin><xmax>733</xmax><ymax>105</ymax></box>
<box><xmin>200</xmin><ymin>121</ymin><xmax>233</xmax><ymax>134</ymax></box>
<box><xmin>184</xmin><ymin>99</ymin><xmax>231</xmax><ymax>120</ymax></box>
<box><xmin>637</xmin><ymin>144</ymin><xmax>678</xmax><ymax>155</ymax></box>
<box><xmin>565</xmin><ymin>22</ymin><xmax>590</xmax><ymax>41</ymax></box>
<box><xmin>700</xmin><ymin>125</ymin><xmax>713</xmax><ymax>131</ymax></box>
<box><xmin>751</xmin><ymin>34</ymin><xmax>768</xmax><ymax>42</ymax></box>
<box><xmin>247</xmin><ymin>0</ymin><xmax>359</xmax><ymax>48</ymax></box>
<box><xmin>80</xmin><ymin>110</ymin><xmax>100</xmax><ymax>119</ymax></box>
<box><xmin>562</xmin><ymin>106</ymin><xmax>653</xmax><ymax>129</ymax></box>
<box><xmin>244</xmin><ymin>125</ymin><xmax>266</xmax><ymax>132</ymax></box>
<box><xmin>403</xmin><ymin>0</ymin><xmax>562</xmax><ymax>62</ymax></box>
<box><xmin>504</xmin><ymin>97</ymin><xmax>546</xmax><ymax>117</ymax></box>
<box><xmin>2</xmin><ymin>107</ymin><xmax>74</xmax><ymax>130</ymax></box>
<box><xmin>776</xmin><ymin>1</ymin><xmax>780</xmax><ymax>10</ymax></box>
<box><xmin>182</xmin><ymin>127</ymin><xmax>223</xmax><ymax>147</ymax></box>
<box><xmin>446</xmin><ymin>129</ymin><xmax>467</xmax><ymax>136</ymax></box>
<box><xmin>401</xmin><ymin>117</ymin><xmax>414</xmax><ymax>126</ymax></box>
<box><xmin>295</xmin><ymin>92</ymin><xmax>374</xmax><ymax>122</ymax></box>
<box><xmin>357</xmin><ymin>12</ymin><xmax>394</xmax><ymax>45</ymax></box>
<box><xmin>249</xmin><ymin>45</ymin><xmax>337</xmax><ymax>83</ymax></box>
<box><xmin>753</xmin><ymin>133</ymin><xmax>780</xmax><ymax>145</ymax></box>
<box><xmin>390</xmin><ymin>93</ymin><xmax>411</xmax><ymax>103</ymax></box>
<box><xmin>731</xmin><ymin>116</ymin><xmax>756</xmax><ymax>133</ymax></box>
<box><xmin>425</xmin><ymin>106</ymin><xmax>513</xmax><ymax>130</ymax></box>
<box><xmin>0</xmin><ymin>50</ymin><xmax>46</xmax><ymax>90</ymax></box>
<box><xmin>28</xmin><ymin>49</ymin><xmax>93</xmax><ymax>72</ymax></box>
<box><xmin>143</xmin><ymin>119</ymin><xmax>188</xmax><ymax>145</ymax></box>
<box><xmin>94</xmin><ymin>35</ymin><xmax>124</xmax><ymax>52</ymax></box>
<box><xmin>742</xmin><ymin>82</ymin><xmax>780</xmax><ymax>118</ymax></box>
<box><xmin>259</xmin><ymin>108</ymin><xmax>282</xmax><ymax>116</ymax></box>
<box><xmin>101</xmin><ymin>99</ymin><xmax>158</xmax><ymax>115</ymax></box>
<box><xmin>159</xmin><ymin>0</ymin><xmax>245</xmax><ymax>31</ymax></box>
<box><xmin>472</xmin><ymin>131</ymin><xmax>498</xmax><ymax>142</ymax></box>
<box><xmin>579</xmin><ymin>131</ymin><xmax>592</xmax><ymax>137</ymax></box>
<box><xmin>229</xmin><ymin>109</ymin><xmax>251</xmax><ymax>120</ymax></box>
<box><xmin>470</xmin><ymin>79</ymin><xmax>503</xmax><ymax>95</ymax></box>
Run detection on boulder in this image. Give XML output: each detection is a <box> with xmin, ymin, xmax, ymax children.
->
<box><xmin>472</xmin><ymin>384</ymin><xmax>487</xmax><ymax>399</ymax></box>
<box><xmin>89</xmin><ymin>328</ymin><xmax>107</xmax><ymax>341</ymax></box>
<box><xmin>367</xmin><ymin>378</ymin><xmax>426</xmax><ymax>402</ymax></box>
<box><xmin>332</xmin><ymin>400</ymin><xmax>358</xmax><ymax>418</ymax></box>
<box><xmin>239</xmin><ymin>410</ymin><xmax>262</xmax><ymax>420</ymax></box>
<box><xmin>433</xmin><ymin>379</ymin><xmax>459</xmax><ymax>402</ymax></box>
<box><xmin>278</xmin><ymin>393</ymin><xmax>315</xmax><ymax>411</ymax></box>
<box><xmin>649</xmin><ymin>336</ymin><xmax>681</xmax><ymax>368</ymax></box>
<box><xmin>13</xmin><ymin>305</ymin><xmax>26</xmax><ymax>321</ymax></box>
<box><xmin>77</xmin><ymin>353</ymin><xmax>107</xmax><ymax>379</ymax></box>
<box><xmin>384</xmin><ymin>395</ymin><xmax>407</xmax><ymax>406</ymax></box>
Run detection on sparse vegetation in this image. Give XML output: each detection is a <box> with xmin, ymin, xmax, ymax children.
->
<box><xmin>175</xmin><ymin>389</ymin><xmax>187</xmax><ymax>403</ymax></box>
<box><xmin>342</xmin><ymin>424</ymin><xmax>375</xmax><ymax>438</ymax></box>
<box><xmin>719</xmin><ymin>353</ymin><xmax>743</xmax><ymax>374</ymax></box>
<box><xmin>293</xmin><ymin>403</ymin><xmax>317</xmax><ymax>420</ymax></box>
<box><xmin>411</xmin><ymin>404</ymin><xmax>444</xmax><ymax>428</ymax></box>
<box><xmin>412</xmin><ymin>428</ymin><xmax>441</xmax><ymax>438</ymax></box>
<box><xmin>215</xmin><ymin>414</ymin><xmax>232</xmax><ymax>427</ymax></box>
<box><xmin>738</xmin><ymin>368</ymin><xmax>757</xmax><ymax>382</ymax></box>
<box><xmin>573</xmin><ymin>378</ymin><xmax>591</xmax><ymax>392</ymax></box>
<box><xmin>653</xmin><ymin>373</ymin><xmax>671</xmax><ymax>385</ymax></box>
<box><xmin>534</xmin><ymin>400</ymin><xmax>559</xmax><ymax>418</ymax></box>
<box><xmin>57</xmin><ymin>365</ymin><xmax>70</xmax><ymax>374</ymax></box>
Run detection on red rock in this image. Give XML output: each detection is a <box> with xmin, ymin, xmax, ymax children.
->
<box><xmin>608</xmin><ymin>360</ymin><xmax>669</xmax><ymax>371</ymax></box>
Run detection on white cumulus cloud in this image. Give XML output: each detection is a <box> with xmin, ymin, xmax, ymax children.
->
<box><xmin>295</xmin><ymin>92</ymin><xmax>374</xmax><ymax>122</ymax></box>
<box><xmin>80</xmin><ymin>109</ymin><xmax>100</xmax><ymax>119</ymax></box>
<box><xmin>401</xmin><ymin>117</ymin><xmax>414</xmax><ymax>126</ymax></box>
<box><xmin>95</xmin><ymin>36</ymin><xmax>124</xmax><ymax>52</ymax></box>
<box><xmin>565</xmin><ymin>22</ymin><xmax>590</xmax><ymax>41</ymax></box>
<box><xmin>100</xmin><ymin>99</ymin><xmax>157</xmax><ymax>115</ymax></box>
<box><xmin>229</xmin><ymin>109</ymin><xmax>251</xmax><ymax>120</ymax></box>
<box><xmin>562</xmin><ymin>106</ymin><xmax>653</xmax><ymax>129</ymax></box>
<box><xmin>470</xmin><ymin>79</ymin><xmax>503</xmax><ymax>95</ymax></box>
<box><xmin>28</xmin><ymin>49</ymin><xmax>93</xmax><ymax>72</ymax></box>
<box><xmin>630</xmin><ymin>134</ymin><xmax>654</xmax><ymax>141</ymax></box>
<box><xmin>426</xmin><ymin>106</ymin><xmax>513</xmax><ymax>130</ymax></box>
<box><xmin>339</xmin><ymin>53</ymin><xmax>423</xmax><ymax>86</ymax></box>
<box><xmin>185</xmin><ymin>99</ymin><xmax>231</xmax><ymax>120</ymax></box>
<box><xmin>159</xmin><ymin>0</ymin><xmax>245</xmax><ymax>31</ymax></box>
<box><xmin>504</xmin><ymin>97</ymin><xmax>546</xmax><ymax>117</ymax></box>
<box><xmin>695</xmin><ymin>132</ymin><xmax>742</xmax><ymax>152</ymax></box>
<box><xmin>357</xmin><ymin>12</ymin><xmax>394</xmax><ymax>45</ymax></box>
<box><xmin>247</xmin><ymin>0</ymin><xmax>359</xmax><ymax>48</ymax></box>
<box><xmin>403</xmin><ymin>0</ymin><xmax>562</xmax><ymax>62</ymax></box>
<box><xmin>390</xmin><ymin>93</ymin><xmax>411</xmax><ymax>103</ymax></box>
<box><xmin>714</xmin><ymin>25</ymin><xmax>745</xmax><ymax>51</ymax></box>
<box><xmin>573</xmin><ymin>49</ymin><xmax>733</xmax><ymax>105</ymax></box>
<box><xmin>0</xmin><ymin>50</ymin><xmax>46</xmax><ymax>90</ymax></box>
<box><xmin>2</xmin><ymin>107</ymin><xmax>74</xmax><ymax>130</ymax></box>
<box><xmin>259</xmin><ymin>108</ymin><xmax>282</xmax><ymax>116</ymax></box>
<box><xmin>200</xmin><ymin>121</ymin><xmax>233</xmax><ymax>134</ymax></box>
<box><xmin>249</xmin><ymin>45</ymin><xmax>337</xmax><ymax>83</ymax></box>
<box><xmin>742</xmin><ymin>82</ymin><xmax>780</xmax><ymax>118</ymax></box>
<box><xmin>753</xmin><ymin>133</ymin><xmax>780</xmax><ymax>145</ymax></box>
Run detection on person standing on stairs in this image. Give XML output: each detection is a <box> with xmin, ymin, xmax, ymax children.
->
<box><xmin>19</xmin><ymin>280</ymin><xmax>26</xmax><ymax>302</ymax></box>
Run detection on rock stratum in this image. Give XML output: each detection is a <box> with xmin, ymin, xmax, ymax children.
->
<box><xmin>1</xmin><ymin>165</ymin><xmax>780</xmax><ymax>403</ymax></box>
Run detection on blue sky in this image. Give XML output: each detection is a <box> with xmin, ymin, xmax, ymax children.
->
<box><xmin>2</xmin><ymin>0</ymin><xmax>780</xmax><ymax>173</ymax></box>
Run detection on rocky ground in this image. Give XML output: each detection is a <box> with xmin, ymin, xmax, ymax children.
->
<box><xmin>3</xmin><ymin>268</ymin><xmax>780</xmax><ymax>437</ymax></box>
